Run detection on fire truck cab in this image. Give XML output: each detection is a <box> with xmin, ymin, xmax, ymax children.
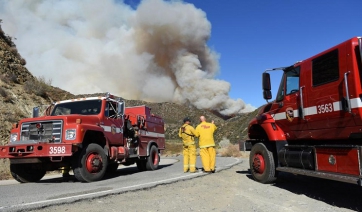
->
<box><xmin>247</xmin><ymin>37</ymin><xmax>362</xmax><ymax>185</ymax></box>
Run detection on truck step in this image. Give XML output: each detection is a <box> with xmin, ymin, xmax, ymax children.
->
<box><xmin>276</xmin><ymin>166</ymin><xmax>362</xmax><ymax>186</ymax></box>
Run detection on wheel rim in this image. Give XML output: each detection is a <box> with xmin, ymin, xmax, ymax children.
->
<box><xmin>252</xmin><ymin>153</ymin><xmax>265</xmax><ymax>174</ymax></box>
<box><xmin>86</xmin><ymin>152</ymin><xmax>103</xmax><ymax>173</ymax></box>
<box><xmin>152</xmin><ymin>151</ymin><xmax>159</xmax><ymax>165</ymax></box>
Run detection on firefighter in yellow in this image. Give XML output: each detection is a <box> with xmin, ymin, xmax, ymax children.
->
<box><xmin>179</xmin><ymin>117</ymin><xmax>197</xmax><ymax>173</ymax></box>
<box><xmin>195</xmin><ymin>116</ymin><xmax>217</xmax><ymax>173</ymax></box>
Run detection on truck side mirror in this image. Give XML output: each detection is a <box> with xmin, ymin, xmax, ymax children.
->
<box><xmin>118</xmin><ymin>102</ymin><xmax>125</xmax><ymax>116</ymax></box>
<box><xmin>262</xmin><ymin>72</ymin><xmax>271</xmax><ymax>91</ymax></box>
<box><xmin>262</xmin><ymin>72</ymin><xmax>272</xmax><ymax>100</ymax></box>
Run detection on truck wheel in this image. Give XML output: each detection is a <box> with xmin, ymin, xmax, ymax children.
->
<box><xmin>136</xmin><ymin>160</ymin><xmax>147</xmax><ymax>171</ymax></box>
<box><xmin>249</xmin><ymin>143</ymin><xmax>277</xmax><ymax>184</ymax></box>
<box><xmin>73</xmin><ymin>143</ymin><xmax>108</xmax><ymax>182</ymax></box>
<box><xmin>10</xmin><ymin>164</ymin><xmax>46</xmax><ymax>183</ymax></box>
<box><xmin>145</xmin><ymin>145</ymin><xmax>160</xmax><ymax>171</ymax></box>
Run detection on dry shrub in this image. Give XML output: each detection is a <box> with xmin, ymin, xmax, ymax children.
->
<box><xmin>0</xmin><ymin>74</ymin><xmax>6</xmax><ymax>83</ymax></box>
<box><xmin>14</xmin><ymin>108</ymin><xmax>26</xmax><ymax>119</ymax></box>
<box><xmin>24</xmin><ymin>76</ymin><xmax>52</xmax><ymax>98</ymax></box>
<box><xmin>9</xmin><ymin>46</ymin><xmax>18</xmax><ymax>55</ymax></box>
<box><xmin>0</xmin><ymin>159</ymin><xmax>11</xmax><ymax>180</ymax></box>
<box><xmin>1</xmin><ymin>109</ymin><xmax>22</xmax><ymax>123</ymax></box>
<box><xmin>0</xmin><ymin>74</ymin><xmax>9</xmax><ymax>84</ymax></box>
<box><xmin>20</xmin><ymin>58</ymin><xmax>26</xmax><ymax>65</ymax></box>
<box><xmin>219</xmin><ymin>137</ymin><xmax>230</xmax><ymax>148</ymax></box>
<box><xmin>0</xmin><ymin>73</ymin><xmax>18</xmax><ymax>84</ymax></box>
<box><xmin>163</xmin><ymin>140</ymin><xmax>183</xmax><ymax>155</ymax></box>
<box><xmin>0</xmin><ymin>87</ymin><xmax>14</xmax><ymax>103</ymax></box>
<box><xmin>0</xmin><ymin>74</ymin><xmax>5</xmax><ymax>83</ymax></box>
<box><xmin>3</xmin><ymin>95</ymin><xmax>14</xmax><ymax>103</ymax></box>
<box><xmin>7</xmin><ymin>73</ymin><xmax>19</xmax><ymax>84</ymax></box>
<box><xmin>219</xmin><ymin>144</ymin><xmax>242</xmax><ymax>157</ymax></box>
<box><xmin>0</xmin><ymin>86</ymin><xmax>7</xmax><ymax>97</ymax></box>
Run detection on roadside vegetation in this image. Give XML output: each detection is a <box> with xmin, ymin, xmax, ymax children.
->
<box><xmin>0</xmin><ymin>159</ymin><xmax>10</xmax><ymax>180</ymax></box>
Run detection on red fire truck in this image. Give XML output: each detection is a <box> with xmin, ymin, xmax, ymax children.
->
<box><xmin>0</xmin><ymin>92</ymin><xmax>165</xmax><ymax>182</ymax></box>
<box><xmin>246</xmin><ymin>37</ymin><xmax>362</xmax><ymax>185</ymax></box>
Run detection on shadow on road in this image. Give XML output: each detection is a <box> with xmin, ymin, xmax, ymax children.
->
<box><xmin>236</xmin><ymin>169</ymin><xmax>362</xmax><ymax>211</ymax></box>
<box><xmin>274</xmin><ymin>173</ymin><xmax>362</xmax><ymax>211</ymax></box>
<box><xmin>236</xmin><ymin>170</ymin><xmax>253</xmax><ymax>180</ymax></box>
<box><xmin>38</xmin><ymin>164</ymin><xmax>173</xmax><ymax>183</ymax></box>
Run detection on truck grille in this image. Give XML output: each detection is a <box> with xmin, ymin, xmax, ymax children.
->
<box><xmin>20</xmin><ymin>120</ymin><xmax>63</xmax><ymax>143</ymax></box>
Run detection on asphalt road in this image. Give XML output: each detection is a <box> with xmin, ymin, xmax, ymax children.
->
<box><xmin>0</xmin><ymin>156</ymin><xmax>241</xmax><ymax>212</ymax></box>
<box><xmin>21</xmin><ymin>157</ymin><xmax>362</xmax><ymax>212</ymax></box>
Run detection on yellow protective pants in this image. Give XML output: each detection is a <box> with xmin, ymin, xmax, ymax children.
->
<box><xmin>200</xmin><ymin>147</ymin><xmax>216</xmax><ymax>172</ymax></box>
<box><xmin>183</xmin><ymin>144</ymin><xmax>196</xmax><ymax>172</ymax></box>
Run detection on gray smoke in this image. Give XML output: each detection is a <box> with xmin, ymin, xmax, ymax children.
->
<box><xmin>0</xmin><ymin>0</ymin><xmax>255</xmax><ymax>115</ymax></box>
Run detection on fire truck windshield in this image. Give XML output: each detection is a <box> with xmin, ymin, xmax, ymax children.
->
<box><xmin>51</xmin><ymin>100</ymin><xmax>102</xmax><ymax>116</ymax></box>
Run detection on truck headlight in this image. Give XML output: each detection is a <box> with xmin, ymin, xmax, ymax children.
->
<box><xmin>10</xmin><ymin>133</ymin><xmax>18</xmax><ymax>143</ymax></box>
<box><xmin>65</xmin><ymin>129</ymin><xmax>76</xmax><ymax>140</ymax></box>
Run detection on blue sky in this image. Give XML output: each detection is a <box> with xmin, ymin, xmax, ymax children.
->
<box><xmin>126</xmin><ymin>0</ymin><xmax>362</xmax><ymax>108</ymax></box>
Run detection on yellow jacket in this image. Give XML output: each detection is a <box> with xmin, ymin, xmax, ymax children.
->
<box><xmin>195</xmin><ymin>121</ymin><xmax>217</xmax><ymax>148</ymax></box>
<box><xmin>178</xmin><ymin>124</ymin><xmax>196</xmax><ymax>146</ymax></box>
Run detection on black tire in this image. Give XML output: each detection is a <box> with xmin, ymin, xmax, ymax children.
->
<box><xmin>106</xmin><ymin>162</ymin><xmax>119</xmax><ymax>173</ymax></box>
<box><xmin>145</xmin><ymin>145</ymin><xmax>160</xmax><ymax>171</ymax></box>
<box><xmin>249</xmin><ymin>143</ymin><xmax>277</xmax><ymax>184</ymax></box>
<box><xmin>136</xmin><ymin>160</ymin><xmax>147</xmax><ymax>171</ymax></box>
<box><xmin>10</xmin><ymin>163</ymin><xmax>46</xmax><ymax>183</ymax></box>
<box><xmin>73</xmin><ymin>143</ymin><xmax>108</xmax><ymax>182</ymax></box>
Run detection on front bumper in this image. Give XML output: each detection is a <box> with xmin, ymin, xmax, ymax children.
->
<box><xmin>0</xmin><ymin>143</ymin><xmax>74</xmax><ymax>158</ymax></box>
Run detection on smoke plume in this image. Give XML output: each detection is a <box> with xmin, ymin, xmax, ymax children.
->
<box><xmin>0</xmin><ymin>0</ymin><xmax>255</xmax><ymax>115</ymax></box>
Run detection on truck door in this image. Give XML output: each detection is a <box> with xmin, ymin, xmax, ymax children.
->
<box><xmin>273</xmin><ymin>66</ymin><xmax>308</xmax><ymax>139</ymax></box>
<box><xmin>102</xmin><ymin>101</ymin><xmax>124</xmax><ymax>145</ymax></box>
